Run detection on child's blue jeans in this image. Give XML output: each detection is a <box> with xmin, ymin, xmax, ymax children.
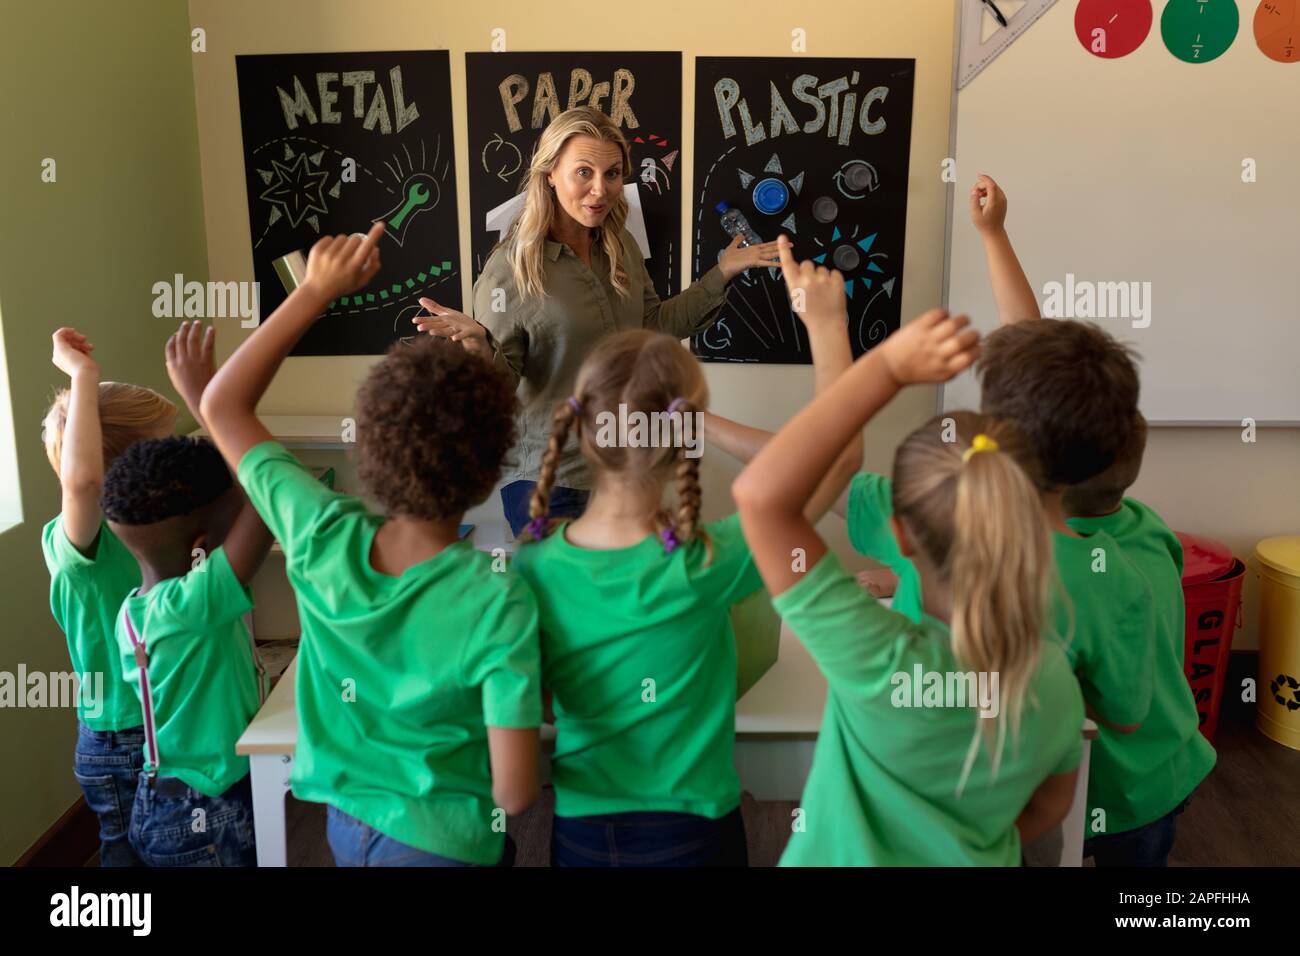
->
<box><xmin>1085</xmin><ymin>796</ymin><xmax>1191</xmax><ymax>867</ymax></box>
<box><xmin>551</xmin><ymin>808</ymin><xmax>748</xmax><ymax>867</ymax></box>
<box><xmin>128</xmin><ymin>771</ymin><xmax>257</xmax><ymax>867</ymax></box>
<box><xmin>74</xmin><ymin>722</ymin><xmax>146</xmax><ymax>867</ymax></box>
<box><xmin>501</xmin><ymin>480</ymin><xmax>590</xmax><ymax>537</ymax></box>
<box><xmin>326</xmin><ymin>805</ymin><xmax>515</xmax><ymax>867</ymax></box>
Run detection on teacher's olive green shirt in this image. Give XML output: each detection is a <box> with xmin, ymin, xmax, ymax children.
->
<box><xmin>474</xmin><ymin>227</ymin><xmax>728</xmax><ymax>490</ymax></box>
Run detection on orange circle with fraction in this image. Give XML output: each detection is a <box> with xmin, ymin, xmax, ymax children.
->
<box><xmin>1256</xmin><ymin>0</ymin><xmax>1300</xmax><ymax>62</ymax></box>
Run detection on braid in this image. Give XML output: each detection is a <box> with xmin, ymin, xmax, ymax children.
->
<box><xmin>668</xmin><ymin>399</ymin><xmax>714</xmax><ymax>563</ymax></box>
<box><xmin>525</xmin><ymin>398</ymin><xmax>578</xmax><ymax>541</ymax></box>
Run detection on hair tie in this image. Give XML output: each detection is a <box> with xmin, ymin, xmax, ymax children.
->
<box><xmin>566</xmin><ymin>396</ymin><xmax>582</xmax><ymax>415</ymax></box>
<box><xmin>660</xmin><ymin>527</ymin><xmax>679</xmax><ymax>554</ymax></box>
<box><xmin>525</xmin><ymin>517</ymin><xmax>549</xmax><ymax>540</ymax></box>
<box><xmin>962</xmin><ymin>433</ymin><xmax>1000</xmax><ymax>462</ymax></box>
<box><xmin>667</xmin><ymin>397</ymin><xmax>687</xmax><ymax>415</ymax></box>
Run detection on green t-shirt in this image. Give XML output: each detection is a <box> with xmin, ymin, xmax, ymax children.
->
<box><xmin>846</xmin><ymin>471</ymin><xmax>924</xmax><ymax>623</ymax></box>
<box><xmin>1052</xmin><ymin>528</ymin><xmax>1156</xmax><ymax>730</ymax></box>
<box><xmin>115</xmin><ymin>546</ymin><xmax>258</xmax><ymax>796</ymax></box>
<box><xmin>1068</xmin><ymin>498</ymin><xmax>1216</xmax><ymax>833</ymax></box>
<box><xmin>42</xmin><ymin>516</ymin><xmax>143</xmax><ymax>729</ymax></box>
<box><xmin>774</xmin><ymin>552</ymin><xmax>1084</xmax><ymax>866</ymax></box>
<box><xmin>238</xmin><ymin>440</ymin><xmax>541</xmax><ymax>866</ymax></box>
<box><xmin>512</xmin><ymin>513</ymin><xmax>764</xmax><ymax>819</ymax></box>
<box><xmin>847</xmin><ymin>475</ymin><xmax>1157</xmax><ymax>732</ymax></box>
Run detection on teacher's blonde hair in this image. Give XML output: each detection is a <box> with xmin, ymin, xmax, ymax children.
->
<box><xmin>505</xmin><ymin>107</ymin><xmax>633</xmax><ymax>302</ymax></box>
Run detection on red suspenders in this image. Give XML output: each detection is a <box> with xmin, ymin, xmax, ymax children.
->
<box><xmin>121</xmin><ymin>606</ymin><xmax>160</xmax><ymax>777</ymax></box>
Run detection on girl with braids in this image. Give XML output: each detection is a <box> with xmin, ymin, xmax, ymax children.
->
<box><xmin>734</xmin><ymin>291</ymin><xmax>1086</xmax><ymax>865</ymax></box>
<box><xmin>413</xmin><ymin>106</ymin><xmax>780</xmax><ymax>537</ymax></box>
<box><xmin>513</xmin><ymin>306</ymin><xmax>859</xmax><ymax>866</ymax></box>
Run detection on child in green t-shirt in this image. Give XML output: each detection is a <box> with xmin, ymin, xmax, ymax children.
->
<box><xmin>40</xmin><ymin>322</ymin><xmax>216</xmax><ymax>866</ymax></box>
<box><xmin>103</xmin><ymin>433</ymin><xmax>272</xmax><ymax>867</ymax></box>
<box><xmin>200</xmin><ymin>224</ymin><xmax>542</xmax><ymax>867</ymax></box>
<box><xmin>1063</xmin><ymin>414</ymin><xmax>1217</xmax><ymax>864</ymax></box>
<box><xmin>734</xmin><ymin>247</ymin><xmax>1085</xmax><ymax>864</ymax></box>
<box><xmin>513</xmin><ymin>236</ymin><xmax>860</xmax><ymax>867</ymax></box>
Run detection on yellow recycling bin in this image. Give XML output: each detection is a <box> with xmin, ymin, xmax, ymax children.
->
<box><xmin>1255</xmin><ymin>536</ymin><xmax>1300</xmax><ymax>750</ymax></box>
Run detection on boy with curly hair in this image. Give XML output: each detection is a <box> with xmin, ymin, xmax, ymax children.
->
<box><xmin>200</xmin><ymin>225</ymin><xmax>542</xmax><ymax>867</ymax></box>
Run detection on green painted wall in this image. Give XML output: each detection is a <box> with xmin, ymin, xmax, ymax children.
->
<box><xmin>0</xmin><ymin>1</ymin><xmax>207</xmax><ymax>863</ymax></box>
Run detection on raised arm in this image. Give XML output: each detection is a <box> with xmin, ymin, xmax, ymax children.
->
<box><xmin>219</xmin><ymin>486</ymin><xmax>275</xmax><ymax>587</ymax></box>
<box><xmin>201</xmin><ymin>224</ymin><xmax>384</xmax><ymax>471</ymax></box>
<box><xmin>970</xmin><ymin>175</ymin><xmax>1040</xmax><ymax>325</ymax></box>
<box><xmin>733</xmin><ymin>307</ymin><xmax>980</xmax><ymax>598</ymax></box>
<box><xmin>50</xmin><ymin>329</ymin><xmax>105</xmax><ymax>552</ymax></box>
<box><xmin>165</xmin><ymin>320</ymin><xmax>215</xmax><ymax>432</ymax></box>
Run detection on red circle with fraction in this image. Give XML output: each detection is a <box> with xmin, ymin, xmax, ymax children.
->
<box><xmin>1256</xmin><ymin>0</ymin><xmax>1300</xmax><ymax>63</ymax></box>
<box><xmin>1076</xmin><ymin>0</ymin><xmax>1155</xmax><ymax>58</ymax></box>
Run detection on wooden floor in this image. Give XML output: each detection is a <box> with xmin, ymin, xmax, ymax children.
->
<box><xmin>282</xmin><ymin>676</ymin><xmax>1300</xmax><ymax>866</ymax></box>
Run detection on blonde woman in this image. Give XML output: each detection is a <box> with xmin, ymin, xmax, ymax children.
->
<box><xmin>416</xmin><ymin>107</ymin><xmax>779</xmax><ymax>535</ymax></box>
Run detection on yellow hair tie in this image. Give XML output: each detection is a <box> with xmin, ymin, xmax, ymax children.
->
<box><xmin>962</xmin><ymin>433</ymin><xmax>1000</xmax><ymax>462</ymax></box>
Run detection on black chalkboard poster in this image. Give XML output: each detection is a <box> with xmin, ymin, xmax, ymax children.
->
<box><xmin>235</xmin><ymin>51</ymin><xmax>461</xmax><ymax>355</ymax></box>
<box><xmin>465</xmin><ymin>52</ymin><xmax>682</xmax><ymax>298</ymax></box>
<box><xmin>690</xmin><ymin>56</ymin><xmax>915</xmax><ymax>364</ymax></box>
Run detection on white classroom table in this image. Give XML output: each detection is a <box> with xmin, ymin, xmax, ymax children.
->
<box><xmin>236</xmin><ymin>581</ymin><xmax>1095</xmax><ymax>868</ymax></box>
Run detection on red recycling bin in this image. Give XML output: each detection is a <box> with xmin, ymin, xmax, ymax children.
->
<box><xmin>1176</xmin><ymin>532</ymin><xmax>1246</xmax><ymax>744</ymax></box>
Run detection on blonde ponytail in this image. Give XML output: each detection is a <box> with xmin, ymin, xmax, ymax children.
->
<box><xmin>892</xmin><ymin>413</ymin><xmax>1054</xmax><ymax>789</ymax></box>
<box><xmin>949</xmin><ymin>434</ymin><xmax>1053</xmax><ymax>778</ymax></box>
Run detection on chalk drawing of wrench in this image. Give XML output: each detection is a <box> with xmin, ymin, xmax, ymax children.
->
<box><xmin>375</xmin><ymin>173</ymin><xmax>438</xmax><ymax>247</ymax></box>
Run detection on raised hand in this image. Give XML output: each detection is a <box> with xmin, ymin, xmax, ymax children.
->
<box><xmin>303</xmin><ymin>222</ymin><xmax>384</xmax><ymax>302</ymax></box>
<box><xmin>718</xmin><ymin>234</ymin><xmax>783</xmax><ymax>282</ymax></box>
<box><xmin>165</xmin><ymin>320</ymin><xmax>216</xmax><ymax>420</ymax></box>
<box><xmin>970</xmin><ymin>174</ymin><xmax>1008</xmax><ymax>235</ymax></box>
<box><xmin>776</xmin><ymin>233</ymin><xmax>846</xmax><ymax>328</ymax></box>
<box><xmin>879</xmin><ymin>309</ymin><xmax>981</xmax><ymax>386</ymax></box>
<box><xmin>51</xmin><ymin>327</ymin><xmax>99</xmax><ymax>379</ymax></box>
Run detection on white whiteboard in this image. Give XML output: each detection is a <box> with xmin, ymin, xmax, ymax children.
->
<box><xmin>943</xmin><ymin>0</ymin><xmax>1300</xmax><ymax>424</ymax></box>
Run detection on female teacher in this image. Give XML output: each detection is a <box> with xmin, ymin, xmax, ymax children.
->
<box><xmin>416</xmin><ymin>106</ymin><xmax>780</xmax><ymax>536</ymax></box>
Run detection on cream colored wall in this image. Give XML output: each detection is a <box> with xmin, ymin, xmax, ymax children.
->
<box><xmin>188</xmin><ymin>1</ymin><xmax>1292</xmax><ymax>652</ymax></box>
<box><xmin>187</xmin><ymin>0</ymin><xmax>958</xmax><ymax>565</ymax></box>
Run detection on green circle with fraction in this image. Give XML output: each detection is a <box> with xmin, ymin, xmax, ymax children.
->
<box><xmin>1161</xmin><ymin>0</ymin><xmax>1240</xmax><ymax>63</ymax></box>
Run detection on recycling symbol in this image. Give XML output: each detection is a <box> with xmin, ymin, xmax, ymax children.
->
<box><xmin>1271</xmin><ymin>674</ymin><xmax>1300</xmax><ymax>711</ymax></box>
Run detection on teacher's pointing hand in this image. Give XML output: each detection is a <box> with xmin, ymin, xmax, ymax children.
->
<box><xmin>718</xmin><ymin>234</ymin><xmax>783</xmax><ymax>282</ymax></box>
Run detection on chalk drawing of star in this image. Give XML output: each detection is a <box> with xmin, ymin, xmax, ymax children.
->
<box><xmin>259</xmin><ymin>152</ymin><xmax>330</xmax><ymax>229</ymax></box>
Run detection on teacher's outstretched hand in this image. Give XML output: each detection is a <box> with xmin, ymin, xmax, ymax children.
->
<box><xmin>717</xmin><ymin>234</ymin><xmax>782</xmax><ymax>281</ymax></box>
<box><xmin>414</xmin><ymin>297</ymin><xmax>488</xmax><ymax>356</ymax></box>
